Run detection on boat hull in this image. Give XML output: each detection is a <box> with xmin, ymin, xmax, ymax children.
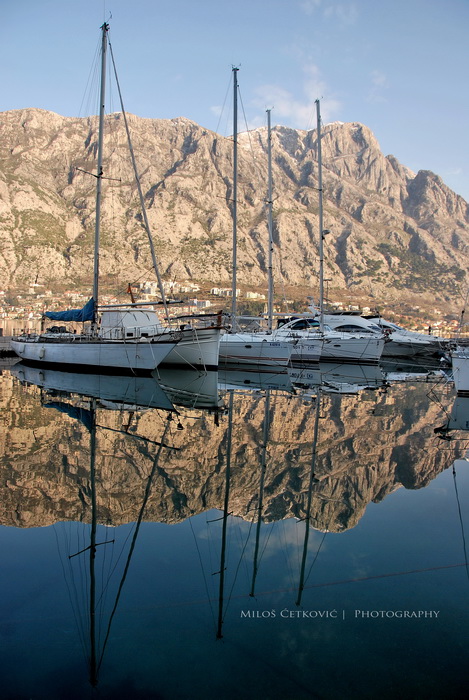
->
<box><xmin>10</xmin><ymin>335</ymin><xmax>177</xmax><ymax>374</ymax></box>
<box><xmin>287</xmin><ymin>338</ymin><xmax>323</xmax><ymax>364</ymax></box>
<box><xmin>272</xmin><ymin>330</ymin><xmax>323</xmax><ymax>364</ymax></box>
<box><xmin>320</xmin><ymin>336</ymin><xmax>384</xmax><ymax>364</ymax></box>
<box><xmin>219</xmin><ymin>333</ymin><xmax>291</xmax><ymax>367</ymax></box>
<box><xmin>161</xmin><ymin>326</ymin><xmax>222</xmax><ymax>371</ymax></box>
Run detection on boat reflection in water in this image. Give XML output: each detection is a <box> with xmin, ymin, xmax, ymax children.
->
<box><xmin>10</xmin><ymin>362</ymin><xmax>175</xmax><ymax>412</ymax></box>
<box><xmin>289</xmin><ymin>361</ymin><xmax>387</xmax><ymax>395</ymax></box>
<box><xmin>219</xmin><ymin>367</ymin><xmax>294</xmax><ymax>394</ymax></box>
<box><xmin>11</xmin><ymin>366</ymin><xmax>182</xmax><ymax>690</ymax></box>
<box><xmin>156</xmin><ymin>366</ymin><xmax>224</xmax><ymax>411</ymax></box>
<box><xmin>435</xmin><ymin>395</ymin><xmax>469</xmax><ymax>437</ymax></box>
<box><xmin>11</xmin><ymin>362</ymin><xmax>224</xmax><ymax>414</ymax></box>
<box><xmin>2</xmin><ymin>359</ymin><xmax>468</xmax><ymax>699</ymax></box>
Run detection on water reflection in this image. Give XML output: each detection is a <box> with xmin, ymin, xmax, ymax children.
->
<box><xmin>0</xmin><ymin>361</ymin><xmax>468</xmax><ymax>698</ymax></box>
<box><xmin>2</xmin><ymin>361</ymin><xmax>458</xmax><ymax>530</ymax></box>
<box><xmin>10</xmin><ymin>362</ymin><xmax>175</xmax><ymax>412</ymax></box>
<box><xmin>435</xmin><ymin>395</ymin><xmax>469</xmax><ymax>436</ymax></box>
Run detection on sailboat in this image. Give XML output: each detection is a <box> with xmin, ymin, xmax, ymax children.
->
<box><xmin>272</xmin><ymin>100</ymin><xmax>384</xmax><ymax>365</ymax></box>
<box><xmin>105</xmin><ymin>45</ymin><xmax>225</xmax><ymax>372</ymax></box>
<box><xmin>10</xmin><ymin>23</ymin><xmax>180</xmax><ymax>374</ymax></box>
<box><xmin>218</xmin><ymin>70</ymin><xmax>292</xmax><ymax>368</ymax></box>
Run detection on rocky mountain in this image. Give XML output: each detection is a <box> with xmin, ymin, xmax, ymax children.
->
<box><xmin>1</xmin><ymin>107</ymin><xmax>468</xmax><ymax>310</ymax></box>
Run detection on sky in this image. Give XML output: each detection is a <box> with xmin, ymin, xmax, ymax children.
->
<box><xmin>1</xmin><ymin>0</ymin><xmax>468</xmax><ymax>200</ymax></box>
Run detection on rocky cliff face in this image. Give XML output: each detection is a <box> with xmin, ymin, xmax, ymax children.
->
<box><xmin>1</xmin><ymin>108</ymin><xmax>468</xmax><ymax>309</ymax></box>
<box><xmin>0</xmin><ymin>371</ymin><xmax>454</xmax><ymax>533</ymax></box>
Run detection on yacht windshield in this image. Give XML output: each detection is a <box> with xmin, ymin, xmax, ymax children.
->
<box><xmin>336</xmin><ymin>324</ymin><xmax>373</xmax><ymax>334</ymax></box>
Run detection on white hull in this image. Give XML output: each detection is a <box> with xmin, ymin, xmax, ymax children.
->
<box><xmin>161</xmin><ymin>326</ymin><xmax>222</xmax><ymax>370</ymax></box>
<box><xmin>272</xmin><ymin>330</ymin><xmax>323</xmax><ymax>363</ymax></box>
<box><xmin>219</xmin><ymin>333</ymin><xmax>291</xmax><ymax>367</ymax></box>
<box><xmin>321</xmin><ymin>335</ymin><xmax>384</xmax><ymax>364</ymax></box>
<box><xmin>11</xmin><ymin>335</ymin><xmax>177</xmax><ymax>373</ymax></box>
<box><xmin>452</xmin><ymin>351</ymin><xmax>469</xmax><ymax>393</ymax></box>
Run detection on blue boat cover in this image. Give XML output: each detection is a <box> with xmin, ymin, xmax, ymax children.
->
<box><xmin>44</xmin><ymin>297</ymin><xmax>95</xmax><ymax>322</ymax></box>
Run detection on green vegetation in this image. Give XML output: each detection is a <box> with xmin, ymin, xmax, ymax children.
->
<box><xmin>376</xmin><ymin>243</ymin><xmax>465</xmax><ymax>294</ymax></box>
<box><xmin>355</xmin><ymin>257</ymin><xmax>384</xmax><ymax>277</ymax></box>
<box><xmin>15</xmin><ymin>210</ymin><xmax>65</xmax><ymax>248</ymax></box>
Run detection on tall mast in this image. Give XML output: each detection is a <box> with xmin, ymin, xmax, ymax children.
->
<box><xmin>231</xmin><ymin>67</ymin><xmax>239</xmax><ymax>323</ymax></box>
<box><xmin>92</xmin><ymin>22</ymin><xmax>109</xmax><ymax>330</ymax></box>
<box><xmin>266</xmin><ymin>109</ymin><xmax>274</xmax><ymax>332</ymax></box>
<box><xmin>315</xmin><ymin>99</ymin><xmax>325</xmax><ymax>334</ymax></box>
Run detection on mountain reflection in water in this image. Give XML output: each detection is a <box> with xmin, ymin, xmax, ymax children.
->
<box><xmin>0</xmin><ymin>360</ymin><xmax>468</xmax><ymax>700</ymax></box>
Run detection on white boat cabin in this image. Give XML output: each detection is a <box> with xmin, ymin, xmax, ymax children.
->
<box><xmin>99</xmin><ymin>309</ymin><xmax>165</xmax><ymax>340</ymax></box>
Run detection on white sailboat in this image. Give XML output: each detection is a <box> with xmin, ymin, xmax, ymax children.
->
<box><xmin>11</xmin><ymin>23</ymin><xmax>179</xmax><ymax>374</ymax></box>
<box><xmin>218</xmin><ymin>70</ymin><xmax>292</xmax><ymax>368</ymax></box>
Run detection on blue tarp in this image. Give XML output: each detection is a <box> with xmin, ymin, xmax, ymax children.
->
<box><xmin>44</xmin><ymin>297</ymin><xmax>95</xmax><ymax>322</ymax></box>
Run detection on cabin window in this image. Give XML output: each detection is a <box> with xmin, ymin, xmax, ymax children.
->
<box><xmin>291</xmin><ymin>319</ymin><xmax>320</xmax><ymax>330</ymax></box>
<box><xmin>336</xmin><ymin>324</ymin><xmax>372</xmax><ymax>334</ymax></box>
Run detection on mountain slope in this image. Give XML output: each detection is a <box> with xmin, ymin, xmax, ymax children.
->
<box><xmin>1</xmin><ymin>108</ymin><xmax>468</xmax><ymax>309</ymax></box>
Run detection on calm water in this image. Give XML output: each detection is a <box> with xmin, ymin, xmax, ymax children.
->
<box><xmin>0</xmin><ymin>360</ymin><xmax>468</xmax><ymax>700</ymax></box>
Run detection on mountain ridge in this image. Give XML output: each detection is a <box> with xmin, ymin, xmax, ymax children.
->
<box><xmin>1</xmin><ymin>107</ymin><xmax>468</xmax><ymax>311</ymax></box>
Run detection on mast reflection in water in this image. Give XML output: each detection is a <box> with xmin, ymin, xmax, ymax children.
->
<box><xmin>0</xmin><ymin>360</ymin><xmax>468</xmax><ymax>700</ymax></box>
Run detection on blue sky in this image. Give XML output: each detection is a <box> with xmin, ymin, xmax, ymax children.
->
<box><xmin>1</xmin><ymin>0</ymin><xmax>468</xmax><ymax>200</ymax></box>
